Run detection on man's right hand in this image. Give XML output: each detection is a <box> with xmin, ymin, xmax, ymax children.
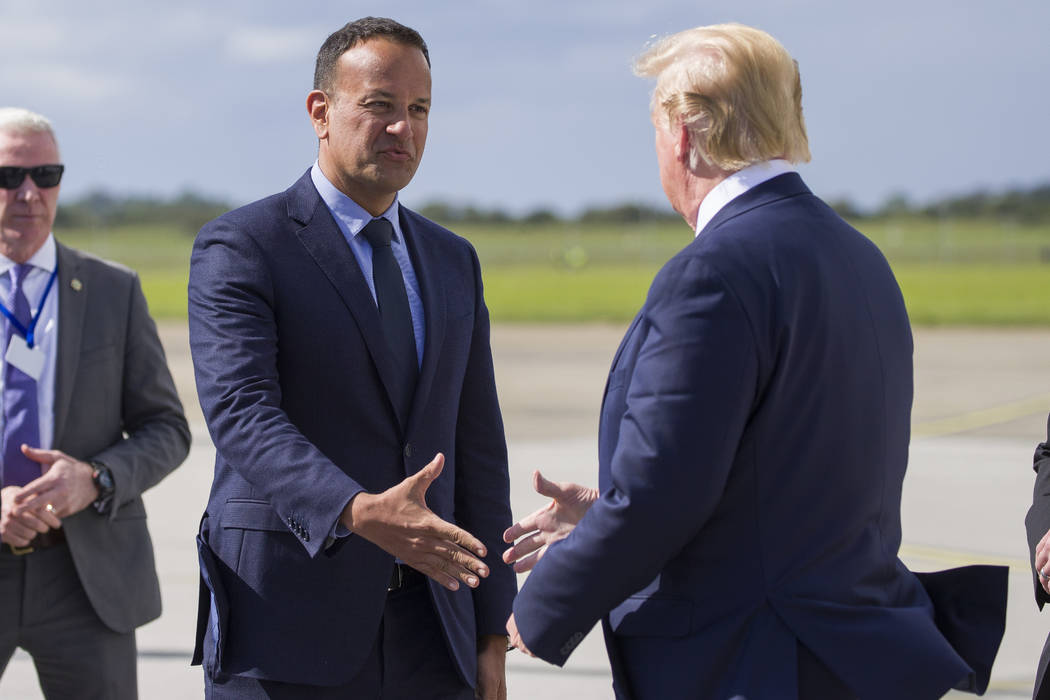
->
<box><xmin>502</xmin><ymin>470</ymin><xmax>598</xmax><ymax>573</ymax></box>
<box><xmin>1</xmin><ymin>485</ymin><xmax>62</xmax><ymax>548</ymax></box>
<box><xmin>341</xmin><ymin>453</ymin><xmax>489</xmax><ymax>591</ymax></box>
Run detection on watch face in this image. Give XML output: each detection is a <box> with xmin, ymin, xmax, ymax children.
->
<box><xmin>94</xmin><ymin>467</ymin><xmax>114</xmax><ymax>491</ymax></box>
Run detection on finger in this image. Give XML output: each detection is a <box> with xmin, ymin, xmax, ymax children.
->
<box><xmin>15</xmin><ymin>485</ymin><xmax>63</xmax><ymax>514</ymax></box>
<box><xmin>432</xmin><ymin>518</ymin><xmax>487</xmax><ymax>559</ymax></box>
<box><xmin>510</xmin><ymin>548</ymin><xmax>544</xmax><ymax>574</ymax></box>
<box><xmin>14</xmin><ymin>500</ymin><xmax>63</xmax><ymax>529</ymax></box>
<box><xmin>413</xmin><ymin>560</ymin><xmax>463</xmax><ymax>591</ymax></box>
<box><xmin>5</xmin><ymin>510</ymin><xmax>50</xmax><ymax>538</ymax></box>
<box><xmin>502</xmin><ymin>530</ymin><xmax>546</xmax><ymax>564</ymax></box>
<box><xmin>2</xmin><ymin>526</ymin><xmax>38</xmax><ymax>547</ymax></box>
<box><xmin>502</xmin><ymin>502</ymin><xmax>554</xmax><ymax>543</ymax></box>
<box><xmin>20</xmin><ymin>444</ymin><xmax>59</xmax><ymax>465</ymax></box>
<box><xmin>12</xmin><ymin>479</ymin><xmax>52</xmax><ymax>503</ymax></box>
<box><xmin>428</xmin><ymin>540</ymin><xmax>490</xmax><ymax>579</ymax></box>
<box><xmin>38</xmin><ymin>504</ymin><xmax>62</xmax><ymax>528</ymax></box>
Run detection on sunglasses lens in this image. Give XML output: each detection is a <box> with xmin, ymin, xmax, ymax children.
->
<box><xmin>0</xmin><ymin>165</ymin><xmax>64</xmax><ymax>189</ymax></box>
<box><xmin>0</xmin><ymin>167</ymin><xmax>24</xmax><ymax>190</ymax></box>
<box><xmin>30</xmin><ymin>165</ymin><xmax>64</xmax><ymax>188</ymax></box>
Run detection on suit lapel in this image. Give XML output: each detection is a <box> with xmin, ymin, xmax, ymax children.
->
<box><xmin>288</xmin><ymin>173</ymin><xmax>408</xmax><ymax>432</ymax></box>
<box><xmin>52</xmin><ymin>242</ymin><xmax>86</xmax><ymax>446</ymax></box>
<box><xmin>399</xmin><ymin>207</ymin><xmax>445</xmax><ymax>440</ymax></box>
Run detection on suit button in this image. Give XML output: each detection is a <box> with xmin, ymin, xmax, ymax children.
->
<box><xmin>404</xmin><ymin>443</ymin><xmax>412</xmax><ymax>458</ymax></box>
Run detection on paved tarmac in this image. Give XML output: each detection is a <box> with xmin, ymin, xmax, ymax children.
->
<box><xmin>3</xmin><ymin>323</ymin><xmax>1049</xmax><ymax>699</ymax></box>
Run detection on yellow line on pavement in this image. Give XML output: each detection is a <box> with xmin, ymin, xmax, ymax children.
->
<box><xmin>899</xmin><ymin>543</ymin><xmax>1029</xmax><ymax>572</ymax></box>
<box><xmin>912</xmin><ymin>393</ymin><xmax>1050</xmax><ymax>437</ymax></box>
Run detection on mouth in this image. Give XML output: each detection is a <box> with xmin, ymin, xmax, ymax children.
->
<box><xmin>379</xmin><ymin>147</ymin><xmax>413</xmax><ymax>162</ymax></box>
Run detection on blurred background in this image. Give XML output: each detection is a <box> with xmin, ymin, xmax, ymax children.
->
<box><xmin>3</xmin><ymin>1</ymin><xmax>1050</xmax><ymax>697</ymax></box>
<box><xmin>3</xmin><ymin>0</ymin><xmax>1049</xmax><ymax>326</ymax></box>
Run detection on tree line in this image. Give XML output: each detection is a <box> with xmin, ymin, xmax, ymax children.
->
<box><xmin>55</xmin><ymin>182</ymin><xmax>1050</xmax><ymax>232</ymax></box>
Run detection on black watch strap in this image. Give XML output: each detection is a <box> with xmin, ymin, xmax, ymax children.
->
<box><xmin>91</xmin><ymin>461</ymin><xmax>115</xmax><ymax>515</ymax></box>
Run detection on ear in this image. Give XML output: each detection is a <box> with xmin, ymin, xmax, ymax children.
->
<box><xmin>674</xmin><ymin>122</ymin><xmax>691</xmax><ymax>164</ymax></box>
<box><xmin>307</xmin><ymin>90</ymin><xmax>330</xmax><ymax>139</ymax></box>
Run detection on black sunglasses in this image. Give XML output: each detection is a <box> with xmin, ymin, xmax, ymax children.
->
<box><xmin>0</xmin><ymin>164</ymin><xmax>65</xmax><ymax>190</ymax></box>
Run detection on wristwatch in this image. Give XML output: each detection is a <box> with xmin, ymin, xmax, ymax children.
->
<box><xmin>91</xmin><ymin>461</ymin><xmax>115</xmax><ymax>515</ymax></box>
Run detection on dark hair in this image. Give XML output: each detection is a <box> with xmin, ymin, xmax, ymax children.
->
<box><xmin>313</xmin><ymin>17</ymin><xmax>430</xmax><ymax>92</ymax></box>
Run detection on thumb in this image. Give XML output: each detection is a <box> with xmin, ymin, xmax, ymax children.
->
<box><xmin>20</xmin><ymin>444</ymin><xmax>55</xmax><ymax>465</ymax></box>
<box><xmin>532</xmin><ymin>470</ymin><xmax>570</xmax><ymax>500</ymax></box>
<box><xmin>409</xmin><ymin>452</ymin><xmax>445</xmax><ymax>496</ymax></box>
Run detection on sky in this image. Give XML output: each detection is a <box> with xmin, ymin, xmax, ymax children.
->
<box><xmin>3</xmin><ymin>0</ymin><xmax>1048</xmax><ymax>216</ymax></box>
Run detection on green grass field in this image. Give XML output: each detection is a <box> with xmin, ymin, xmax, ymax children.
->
<box><xmin>56</xmin><ymin>217</ymin><xmax>1050</xmax><ymax>325</ymax></box>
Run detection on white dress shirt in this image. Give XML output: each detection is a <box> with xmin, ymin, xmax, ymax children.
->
<box><xmin>694</xmin><ymin>159</ymin><xmax>797</xmax><ymax>236</ymax></box>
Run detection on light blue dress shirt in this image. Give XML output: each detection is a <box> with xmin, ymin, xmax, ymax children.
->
<box><xmin>0</xmin><ymin>233</ymin><xmax>59</xmax><ymax>458</ymax></box>
<box><xmin>310</xmin><ymin>163</ymin><xmax>425</xmax><ymax>368</ymax></box>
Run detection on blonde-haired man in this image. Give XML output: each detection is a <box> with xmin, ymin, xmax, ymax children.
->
<box><xmin>505</xmin><ymin>24</ymin><xmax>1007</xmax><ymax>699</ymax></box>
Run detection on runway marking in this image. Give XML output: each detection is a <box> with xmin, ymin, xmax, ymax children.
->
<box><xmin>912</xmin><ymin>393</ymin><xmax>1050</xmax><ymax>437</ymax></box>
<box><xmin>899</xmin><ymin>542</ymin><xmax>1029</xmax><ymax>572</ymax></box>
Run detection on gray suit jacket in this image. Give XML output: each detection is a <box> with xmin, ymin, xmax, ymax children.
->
<box><xmin>49</xmin><ymin>241</ymin><xmax>190</xmax><ymax>633</ymax></box>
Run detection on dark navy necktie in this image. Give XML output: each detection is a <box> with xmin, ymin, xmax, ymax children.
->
<box><xmin>2</xmin><ymin>263</ymin><xmax>41</xmax><ymax>487</ymax></box>
<box><xmin>361</xmin><ymin>218</ymin><xmax>418</xmax><ymax>421</ymax></box>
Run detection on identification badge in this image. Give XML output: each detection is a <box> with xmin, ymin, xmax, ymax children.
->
<box><xmin>6</xmin><ymin>335</ymin><xmax>44</xmax><ymax>381</ymax></box>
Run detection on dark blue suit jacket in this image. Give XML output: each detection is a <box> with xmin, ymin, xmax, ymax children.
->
<box><xmin>513</xmin><ymin>174</ymin><xmax>1005</xmax><ymax>699</ymax></box>
<box><xmin>188</xmin><ymin>171</ymin><xmax>516</xmax><ymax>687</ymax></box>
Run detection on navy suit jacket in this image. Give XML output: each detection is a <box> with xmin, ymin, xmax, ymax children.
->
<box><xmin>188</xmin><ymin>171</ymin><xmax>516</xmax><ymax>687</ymax></box>
<box><xmin>513</xmin><ymin>174</ymin><xmax>1006</xmax><ymax>699</ymax></box>
<box><xmin>1025</xmin><ymin>414</ymin><xmax>1050</xmax><ymax>699</ymax></box>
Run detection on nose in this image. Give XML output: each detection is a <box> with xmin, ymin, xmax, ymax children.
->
<box><xmin>386</xmin><ymin>109</ymin><xmax>412</xmax><ymax>138</ymax></box>
<box><xmin>15</xmin><ymin>177</ymin><xmax>42</xmax><ymax>203</ymax></box>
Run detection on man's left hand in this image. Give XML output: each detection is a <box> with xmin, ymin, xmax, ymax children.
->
<box><xmin>475</xmin><ymin>634</ymin><xmax>508</xmax><ymax>700</ymax></box>
<box><xmin>506</xmin><ymin>614</ymin><xmax>535</xmax><ymax>658</ymax></box>
<box><xmin>1036</xmin><ymin>526</ymin><xmax>1050</xmax><ymax>596</ymax></box>
<box><xmin>13</xmin><ymin>446</ymin><xmax>99</xmax><ymax>518</ymax></box>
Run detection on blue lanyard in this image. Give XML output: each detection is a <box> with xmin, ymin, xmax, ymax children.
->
<box><xmin>0</xmin><ymin>267</ymin><xmax>58</xmax><ymax>349</ymax></box>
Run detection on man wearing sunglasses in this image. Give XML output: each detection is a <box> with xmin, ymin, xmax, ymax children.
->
<box><xmin>0</xmin><ymin>107</ymin><xmax>191</xmax><ymax>699</ymax></box>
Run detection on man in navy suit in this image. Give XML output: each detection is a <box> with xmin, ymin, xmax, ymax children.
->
<box><xmin>504</xmin><ymin>23</ymin><xmax>1006</xmax><ymax>699</ymax></box>
<box><xmin>1025</xmin><ymin>414</ymin><xmax>1050</xmax><ymax>699</ymax></box>
<box><xmin>188</xmin><ymin>17</ymin><xmax>515</xmax><ymax>699</ymax></box>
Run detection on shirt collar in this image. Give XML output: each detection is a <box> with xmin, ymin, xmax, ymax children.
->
<box><xmin>310</xmin><ymin>162</ymin><xmax>402</xmax><ymax>242</ymax></box>
<box><xmin>0</xmin><ymin>233</ymin><xmax>58</xmax><ymax>276</ymax></box>
<box><xmin>693</xmin><ymin>159</ymin><xmax>797</xmax><ymax>237</ymax></box>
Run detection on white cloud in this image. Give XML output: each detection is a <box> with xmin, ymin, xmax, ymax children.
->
<box><xmin>0</xmin><ymin>63</ymin><xmax>128</xmax><ymax>104</ymax></box>
<box><xmin>226</xmin><ymin>26</ymin><xmax>319</xmax><ymax>64</ymax></box>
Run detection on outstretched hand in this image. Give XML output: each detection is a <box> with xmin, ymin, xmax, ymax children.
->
<box><xmin>502</xmin><ymin>470</ymin><xmax>598</xmax><ymax>573</ymax></box>
<box><xmin>1036</xmin><ymin>526</ymin><xmax>1050</xmax><ymax>596</ymax></box>
<box><xmin>342</xmin><ymin>453</ymin><xmax>490</xmax><ymax>591</ymax></box>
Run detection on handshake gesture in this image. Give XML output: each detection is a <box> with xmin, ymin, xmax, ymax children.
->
<box><xmin>502</xmin><ymin>470</ymin><xmax>598</xmax><ymax>656</ymax></box>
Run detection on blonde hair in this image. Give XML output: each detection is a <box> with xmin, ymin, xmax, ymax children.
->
<box><xmin>634</xmin><ymin>23</ymin><xmax>810</xmax><ymax>171</ymax></box>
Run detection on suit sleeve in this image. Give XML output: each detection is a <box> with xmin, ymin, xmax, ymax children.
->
<box><xmin>188</xmin><ymin>219</ymin><xmax>365</xmax><ymax>557</ymax></box>
<box><xmin>92</xmin><ymin>272</ymin><xmax>191</xmax><ymax>518</ymax></box>
<box><xmin>453</xmin><ymin>245</ymin><xmax>517</xmax><ymax>636</ymax></box>
<box><xmin>1025</xmin><ymin>413</ymin><xmax>1050</xmax><ymax>608</ymax></box>
<box><xmin>513</xmin><ymin>255</ymin><xmax>759</xmax><ymax>664</ymax></box>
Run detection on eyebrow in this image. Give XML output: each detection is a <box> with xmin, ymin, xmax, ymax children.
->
<box><xmin>362</xmin><ymin>90</ymin><xmax>431</xmax><ymax>106</ymax></box>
